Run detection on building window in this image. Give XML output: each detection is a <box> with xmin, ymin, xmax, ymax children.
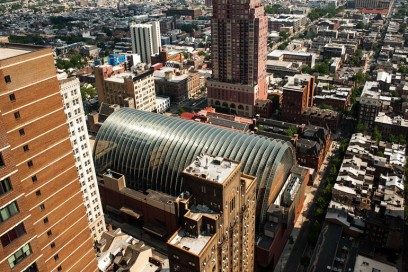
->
<box><xmin>0</xmin><ymin>201</ymin><xmax>19</xmax><ymax>222</ymax></box>
<box><xmin>50</xmin><ymin>242</ymin><xmax>56</xmax><ymax>248</ymax></box>
<box><xmin>23</xmin><ymin>145</ymin><xmax>29</xmax><ymax>152</ymax></box>
<box><xmin>35</xmin><ymin>190</ymin><xmax>41</xmax><ymax>197</ymax></box>
<box><xmin>14</xmin><ymin>111</ymin><xmax>20</xmax><ymax>119</ymax></box>
<box><xmin>7</xmin><ymin>243</ymin><xmax>32</xmax><ymax>269</ymax></box>
<box><xmin>47</xmin><ymin>230</ymin><xmax>52</xmax><ymax>237</ymax></box>
<box><xmin>39</xmin><ymin>204</ymin><xmax>45</xmax><ymax>211</ymax></box>
<box><xmin>0</xmin><ymin>223</ymin><xmax>26</xmax><ymax>247</ymax></box>
<box><xmin>19</xmin><ymin>128</ymin><xmax>25</xmax><ymax>136</ymax></box>
<box><xmin>0</xmin><ymin>154</ymin><xmax>4</xmax><ymax>167</ymax></box>
<box><xmin>31</xmin><ymin>175</ymin><xmax>37</xmax><ymax>183</ymax></box>
<box><xmin>27</xmin><ymin>160</ymin><xmax>33</xmax><ymax>168</ymax></box>
<box><xmin>57</xmin><ymin>265</ymin><xmax>62</xmax><ymax>271</ymax></box>
<box><xmin>43</xmin><ymin>217</ymin><xmax>48</xmax><ymax>224</ymax></box>
<box><xmin>4</xmin><ymin>75</ymin><xmax>11</xmax><ymax>83</ymax></box>
<box><xmin>22</xmin><ymin>262</ymin><xmax>38</xmax><ymax>272</ymax></box>
<box><xmin>54</xmin><ymin>254</ymin><xmax>59</xmax><ymax>261</ymax></box>
<box><xmin>9</xmin><ymin>93</ymin><xmax>16</xmax><ymax>101</ymax></box>
<box><xmin>0</xmin><ymin>177</ymin><xmax>12</xmax><ymax>196</ymax></box>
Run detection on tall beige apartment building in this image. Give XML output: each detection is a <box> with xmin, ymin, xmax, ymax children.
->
<box><xmin>167</xmin><ymin>155</ymin><xmax>257</xmax><ymax>272</ymax></box>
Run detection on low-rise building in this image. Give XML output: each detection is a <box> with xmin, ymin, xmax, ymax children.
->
<box><xmin>374</xmin><ymin>112</ymin><xmax>408</xmax><ymax>140</ymax></box>
<box><xmin>267</xmin><ymin>50</ymin><xmax>317</xmax><ymax>68</ymax></box>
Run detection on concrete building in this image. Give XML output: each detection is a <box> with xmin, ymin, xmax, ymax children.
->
<box><xmin>357</xmin><ymin>81</ymin><xmax>389</xmax><ymax>129</ymax></box>
<box><xmin>374</xmin><ymin>112</ymin><xmax>408</xmax><ymax>140</ymax></box>
<box><xmin>130</xmin><ymin>22</ymin><xmax>161</xmax><ymax>64</ymax></box>
<box><xmin>0</xmin><ymin>43</ymin><xmax>97</xmax><ymax>271</ymax></box>
<box><xmin>353</xmin><ymin>255</ymin><xmax>397</xmax><ymax>272</ymax></box>
<box><xmin>267</xmin><ymin>14</ymin><xmax>308</xmax><ymax>32</ymax></box>
<box><xmin>59</xmin><ymin>77</ymin><xmax>106</xmax><ymax>241</ymax></box>
<box><xmin>167</xmin><ymin>155</ymin><xmax>257</xmax><ymax>272</ymax></box>
<box><xmin>155</xmin><ymin>96</ymin><xmax>170</xmax><ymax>114</ymax></box>
<box><xmin>154</xmin><ymin>67</ymin><xmax>200</xmax><ymax>102</ymax></box>
<box><xmin>95</xmin><ymin>65</ymin><xmax>156</xmax><ymax>112</ymax></box>
<box><xmin>207</xmin><ymin>0</ymin><xmax>269</xmax><ymax>117</ymax></box>
<box><xmin>281</xmin><ymin>74</ymin><xmax>315</xmax><ymax>123</ymax></box>
<box><xmin>322</xmin><ymin>44</ymin><xmax>346</xmax><ymax>60</ymax></box>
<box><xmin>267</xmin><ymin>50</ymin><xmax>317</xmax><ymax>69</ymax></box>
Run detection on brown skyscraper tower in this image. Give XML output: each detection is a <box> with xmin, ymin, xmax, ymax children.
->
<box><xmin>0</xmin><ymin>44</ymin><xmax>97</xmax><ymax>271</ymax></box>
<box><xmin>207</xmin><ymin>0</ymin><xmax>268</xmax><ymax>117</ymax></box>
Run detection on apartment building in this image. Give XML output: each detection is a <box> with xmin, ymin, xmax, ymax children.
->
<box><xmin>130</xmin><ymin>22</ymin><xmax>161</xmax><ymax>64</ymax></box>
<box><xmin>0</xmin><ymin>43</ymin><xmax>97</xmax><ymax>271</ymax></box>
<box><xmin>59</xmin><ymin>77</ymin><xmax>106</xmax><ymax>241</ymax></box>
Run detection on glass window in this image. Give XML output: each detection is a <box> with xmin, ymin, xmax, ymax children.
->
<box><xmin>8</xmin><ymin>243</ymin><xmax>32</xmax><ymax>268</ymax></box>
<box><xmin>0</xmin><ymin>177</ymin><xmax>12</xmax><ymax>195</ymax></box>
<box><xmin>0</xmin><ymin>201</ymin><xmax>19</xmax><ymax>222</ymax></box>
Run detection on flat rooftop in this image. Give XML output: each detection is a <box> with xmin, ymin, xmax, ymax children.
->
<box><xmin>0</xmin><ymin>43</ymin><xmax>43</xmax><ymax>60</ymax></box>
<box><xmin>183</xmin><ymin>154</ymin><xmax>239</xmax><ymax>184</ymax></box>
<box><xmin>169</xmin><ymin>229</ymin><xmax>212</xmax><ymax>255</ymax></box>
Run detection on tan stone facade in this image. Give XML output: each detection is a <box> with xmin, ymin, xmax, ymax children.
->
<box><xmin>0</xmin><ymin>44</ymin><xmax>97</xmax><ymax>272</ymax></box>
<box><xmin>167</xmin><ymin>156</ymin><xmax>256</xmax><ymax>272</ymax></box>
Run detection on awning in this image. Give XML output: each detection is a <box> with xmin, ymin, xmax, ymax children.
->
<box><xmin>143</xmin><ymin>224</ymin><xmax>167</xmax><ymax>238</ymax></box>
<box><xmin>120</xmin><ymin>206</ymin><xmax>143</xmax><ymax>219</ymax></box>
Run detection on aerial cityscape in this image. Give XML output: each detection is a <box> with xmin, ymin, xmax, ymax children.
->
<box><xmin>0</xmin><ymin>0</ymin><xmax>407</xmax><ymax>271</ymax></box>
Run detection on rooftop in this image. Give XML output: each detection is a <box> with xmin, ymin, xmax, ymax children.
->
<box><xmin>0</xmin><ymin>43</ymin><xmax>41</xmax><ymax>61</ymax></box>
<box><xmin>353</xmin><ymin>255</ymin><xmax>397</xmax><ymax>272</ymax></box>
<box><xmin>183</xmin><ymin>154</ymin><xmax>239</xmax><ymax>184</ymax></box>
<box><xmin>169</xmin><ymin>229</ymin><xmax>212</xmax><ymax>255</ymax></box>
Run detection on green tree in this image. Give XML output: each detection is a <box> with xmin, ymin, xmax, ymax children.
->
<box><xmin>314</xmin><ymin>62</ymin><xmax>330</xmax><ymax>75</ymax></box>
<box><xmin>356</xmin><ymin>123</ymin><xmax>368</xmax><ymax>134</ymax></box>
<box><xmin>356</xmin><ymin>21</ymin><xmax>365</xmax><ymax>29</ymax></box>
<box><xmin>286</xmin><ymin>125</ymin><xmax>298</xmax><ymax>136</ymax></box>
<box><xmin>373</xmin><ymin>127</ymin><xmax>382</xmax><ymax>143</ymax></box>
<box><xmin>178</xmin><ymin>107</ymin><xmax>186</xmax><ymax>115</ymax></box>
<box><xmin>279</xmin><ymin>31</ymin><xmax>289</xmax><ymax>41</ymax></box>
<box><xmin>264</xmin><ymin>4</ymin><xmax>281</xmax><ymax>14</ymax></box>
<box><xmin>301</xmin><ymin>65</ymin><xmax>313</xmax><ymax>74</ymax></box>
<box><xmin>80</xmin><ymin>86</ymin><xmax>96</xmax><ymax>100</ymax></box>
<box><xmin>398</xmin><ymin>65</ymin><xmax>408</xmax><ymax>75</ymax></box>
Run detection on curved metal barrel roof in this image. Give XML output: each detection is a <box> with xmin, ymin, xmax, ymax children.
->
<box><xmin>93</xmin><ymin>108</ymin><xmax>295</xmax><ymax>227</ymax></box>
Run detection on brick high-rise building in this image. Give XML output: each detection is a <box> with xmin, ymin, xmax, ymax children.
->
<box><xmin>207</xmin><ymin>0</ymin><xmax>268</xmax><ymax>117</ymax></box>
<box><xmin>0</xmin><ymin>43</ymin><xmax>97</xmax><ymax>271</ymax></box>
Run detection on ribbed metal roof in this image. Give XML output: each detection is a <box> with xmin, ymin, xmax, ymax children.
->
<box><xmin>93</xmin><ymin>108</ymin><xmax>295</xmax><ymax>227</ymax></box>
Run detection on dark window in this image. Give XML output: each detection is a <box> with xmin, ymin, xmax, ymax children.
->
<box><xmin>14</xmin><ymin>111</ymin><xmax>20</xmax><ymax>119</ymax></box>
<box><xmin>0</xmin><ymin>154</ymin><xmax>4</xmax><ymax>167</ymax></box>
<box><xmin>27</xmin><ymin>160</ymin><xmax>33</xmax><ymax>168</ymax></box>
<box><xmin>0</xmin><ymin>177</ymin><xmax>12</xmax><ymax>195</ymax></box>
<box><xmin>57</xmin><ymin>265</ymin><xmax>62</xmax><ymax>271</ymax></box>
<box><xmin>47</xmin><ymin>230</ymin><xmax>52</xmax><ymax>237</ymax></box>
<box><xmin>35</xmin><ymin>190</ymin><xmax>41</xmax><ymax>197</ymax></box>
<box><xmin>22</xmin><ymin>262</ymin><xmax>38</xmax><ymax>272</ymax></box>
<box><xmin>0</xmin><ymin>201</ymin><xmax>19</xmax><ymax>223</ymax></box>
<box><xmin>54</xmin><ymin>254</ymin><xmax>59</xmax><ymax>261</ymax></box>
<box><xmin>50</xmin><ymin>242</ymin><xmax>55</xmax><ymax>249</ymax></box>
<box><xmin>4</xmin><ymin>75</ymin><xmax>11</xmax><ymax>83</ymax></box>
<box><xmin>9</xmin><ymin>93</ymin><xmax>16</xmax><ymax>101</ymax></box>
<box><xmin>31</xmin><ymin>175</ymin><xmax>37</xmax><ymax>182</ymax></box>
<box><xmin>39</xmin><ymin>204</ymin><xmax>45</xmax><ymax>211</ymax></box>
<box><xmin>43</xmin><ymin>217</ymin><xmax>48</xmax><ymax>224</ymax></box>
<box><xmin>19</xmin><ymin>128</ymin><xmax>25</xmax><ymax>136</ymax></box>
<box><xmin>23</xmin><ymin>145</ymin><xmax>29</xmax><ymax>152</ymax></box>
<box><xmin>0</xmin><ymin>223</ymin><xmax>26</xmax><ymax>247</ymax></box>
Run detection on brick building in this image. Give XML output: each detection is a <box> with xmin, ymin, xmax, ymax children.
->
<box><xmin>281</xmin><ymin>74</ymin><xmax>315</xmax><ymax>123</ymax></box>
<box><xmin>0</xmin><ymin>43</ymin><xmax>97</xmax><ymax>271</ymax></box>
<box><xmin>207</xmin><ymin>0</ymin><xmax>269</xmax><ymax>117</ymax></box>
<box><xmin>167</xmin><ymin>155</ymin><xmax>257</xmax><ymax>272</ymax></box>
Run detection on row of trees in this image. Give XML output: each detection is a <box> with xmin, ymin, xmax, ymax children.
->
<box><xmin>301</xmin><ymin>62</ymin><xmax>330</xmax><ymax>76</ymax></box>
<box><xmin>307</xmin><ymin>138</ymin><xmax>349</xmax><ymax>246</ymax></box>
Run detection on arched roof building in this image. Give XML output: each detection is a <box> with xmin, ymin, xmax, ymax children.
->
<box><xmin>93</xmin><ymin>108</ymin><xmax>295</xmax><ymax>228</ymax></box>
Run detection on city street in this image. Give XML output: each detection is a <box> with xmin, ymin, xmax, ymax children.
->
<box><xmin>275</xmin><ymin>141</ymin><xmax>338</xmax><ymax>272</ymax></box>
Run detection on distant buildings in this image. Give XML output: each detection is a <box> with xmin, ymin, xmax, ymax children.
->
<box><xmin>0</xmin><ymin>43</ymin><xmax>97</xmax><ymax>271</ymax></box>
<box><xmin>267</xmin><ymin>50</ymin><xmax>317</xmax><ymax>69</ymax></box>
<box><xmin>207</xmin><ymin>0</ymin><xmax>268</xmax><ymax>117</ymax></box>
<box><xmin>164</xmin><ymin>7</ymin><xmax>201</xmax><ymax>19</ymax></box>
<box><xmin>130</xmin><ymin>21</ymin><xmax>161</xmax><ymax>64</ymax></box>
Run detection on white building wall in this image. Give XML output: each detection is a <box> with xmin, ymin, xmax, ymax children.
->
<box><xmin>130</xmin><ymin>22</ymin><xmax>161</xmax><ymax>64</ymax></box>
<box><xmin>134</xmin><ymin>73</ymin><xmax>157</xmax><ymax>112</ymax></box>
<box><xmin>59</xmin><ymin>78</ymin><xmax>106</xmax><ymax>241</ymax></box>
<box><xmin>156</xmin><ymin>96</ymin><xmax>171</xmax><ymax>113</ymax></box>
